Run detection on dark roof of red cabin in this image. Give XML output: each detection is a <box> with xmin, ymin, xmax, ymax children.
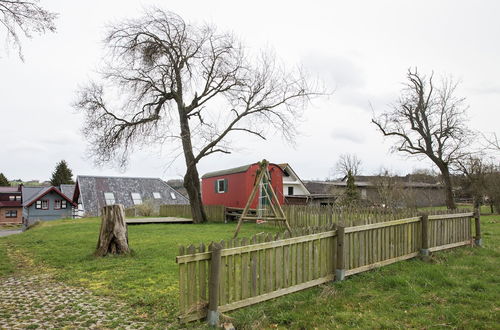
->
<box><xmin>202</xmin><ymin>162</ymin><xmax>284</xmax><ymax>179</ymax></box>
<box><xmin>201</xmin><ymin>164</ymin><xmax>253</xmax><ymax>179</ymax></box>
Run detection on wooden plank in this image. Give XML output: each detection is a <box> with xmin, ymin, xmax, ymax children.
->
<box><xmin>266</xmin><ymin>235</ymin><xmax>273</xmax><ymax>293</ymax></box>
<box><xmin>199</xmin><ymin>243</ymin><xmax>207</xmax><ymax>302</ymax></box>
<box><xmin>428</xmin><ymin>240</ymin><xmax>473</xmax><ymax>253</ymax></box>
<box><xmin>314</xmin><ymin>238</ymin><xmax>320</xmax><ymax>279</ymax></box>
<box><xmin>346</xmin><ymin>252</ymin><xmax>419</xmax><ymax>276</ymax></box>
<box><xmin>283</xmin><ymin>232</ymin><xmax>290</xmax><ymax>287</ymax></box>
<box><xmin>345</xmin><ymin>217</ymin><xmax>421</xmax><ymax>233</ymax></box>
<box><xmin>233</xmin><ymin>239</ymin><xmax>241</xmax><ymax>303</ymax></box>
<box><xmin>428</xmin><ymin>212</ymin><xmax>473</xmax><ymax>220</ymax></box>
<box><xmin>241</xmin><ymin>239</ymin><xmax>249</xmax><ymax>300</ymax></box>
<box><xmin>178</xmin><ymin>245</ymin><xmax>187</xmax><ymax>314</ymax></box>
<box><xmin>250</xmin><ymin>236</ymin><xmax>258</xmax><ymax>297</ymax></box>
<box><xmin>186</xmin><ymin>245</ymin><xmax>197</xmax><ymax>308</ymax></box>
<box><xmin>219</xmin><ymin>240</ymin><xmax>227</xmax><ymax>307</ymax></box>
<box><xmin>308</xmin><ymin>238</ymin><xmax>313</xmax><ymax>281</ymax></box>
<box><xmin>275</xmin><ymin>237</ymin><xmax>283</xmax><ymax>290</ymax></box>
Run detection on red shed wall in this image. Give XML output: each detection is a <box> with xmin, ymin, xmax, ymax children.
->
<box><xmin>202</xmin><ymin>163</ymin><xmax>284</xmax><ymax>209</ymax></box>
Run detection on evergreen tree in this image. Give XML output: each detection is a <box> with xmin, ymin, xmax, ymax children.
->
<box><xmin>50</xmin><ymin>160</ymin><xmax>75</xmax><ymax>186</ymax></box>
<box><xmin>0</xmin><ymin>173</ymin><xmax>9</xmax><ymax>186</ymax></box>
<box><xmin>343</xmin><ymin>170</ymin><xmax>359</xmax><ymax>206</ymax></box>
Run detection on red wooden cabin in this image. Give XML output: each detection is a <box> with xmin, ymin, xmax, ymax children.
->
<box><xmin>201</xmin><ymin>162</ymin><xmax>284</xmax><ymax>209</ymax></box>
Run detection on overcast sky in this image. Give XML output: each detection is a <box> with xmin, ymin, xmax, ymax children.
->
<box><xmin>1</xmin><ymin>0</ymin><xmax>499</xmax><ymax>182</ymax></box>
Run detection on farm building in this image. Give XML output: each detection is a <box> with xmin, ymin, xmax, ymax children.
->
<box><xmin>201</xmin><ymin>162</ymin><xmax>284</xmax><ymax>209</ymax></box>
<box><xmin>0</xmin><ymin>186</ymin><xmax>23</xmax><ymax>225</ymax></box>
<box><xmin>72</xmin><ymin>175</ymin><xmax>189</xmax><ymax>216</ymax></box>
<box><xmin>305</xmin><ymin>176</ymin><xmax>445</xmax><ymax>207</ymax></box>
<box><xmin>22</xmin><ymin>186</ymin><xmax>76</xmax><ymax>224</ymax></box>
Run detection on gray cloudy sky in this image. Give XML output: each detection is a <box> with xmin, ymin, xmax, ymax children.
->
<box><xmin>1</xmin><ymin>0</ymin><xmax>499</xmax><ymax>182</ymax></box>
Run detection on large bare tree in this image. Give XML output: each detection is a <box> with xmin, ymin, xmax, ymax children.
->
<box><xmin>372</xmin><ymin>69</ymin><xmax>473</xmax><ymax>209</ymax></box>
<box><xmin>74</xmin><ymin>8</ymin><xmax>319</xmax><ymax>223</ymax></box>
<box><xmin>0</xmin><ymin>0</ymin><xmax>57</xmax><ymax>60</ymax></box>
<box><xmin>333</xmin><ymin>153</ymin><xmax>362</xmax><ymax>179</ymax></box>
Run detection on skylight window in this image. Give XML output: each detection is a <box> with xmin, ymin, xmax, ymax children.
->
<box><xmin>170</xmin><ymin>192</ymin><xmax>177</xmax><ymax>200</ymax></box>
<box><xmin>104</xmin><ymin>192</ymin><xmax>115</xmax><ymax>205</ymax></box>
<box><xmin>153</xmin><ymin>192</ymin><xmax>161</xmax><ymax>199</ymax></box>
<box><xmin>131</xmin><ymin>193</ymin><xmax>142</xmax><ymax>205</ymax></box>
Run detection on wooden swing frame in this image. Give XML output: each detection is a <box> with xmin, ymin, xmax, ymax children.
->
<box><xmin>233</xmin><ymin>160</ymin><xmax>291</xmax><ymax>238</ymax></box>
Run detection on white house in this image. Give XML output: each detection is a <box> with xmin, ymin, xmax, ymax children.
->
<box><xmin>278</xmin><ymin>163</ymin><xmax>310</xmax><ymax>197</ymax></box>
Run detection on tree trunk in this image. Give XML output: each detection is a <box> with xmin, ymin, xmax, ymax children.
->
<box><xmin>95</xmin><ymin>204</ymin><xmax>130</xmax><ymax>256</ymax></box>
<box><xmin>438</xmin><ymin>164</ymin><xmax>456</xmax><ymax>210</ymax></box>
<box><xmin>178</xmin><ymin>111</ymin><xmax>207</xmax><ymax>224</ymax></box>
<box><xmin>184</xmin><ymin>166</ymin><xmax>207</xmax><ymax>223</ymax></box>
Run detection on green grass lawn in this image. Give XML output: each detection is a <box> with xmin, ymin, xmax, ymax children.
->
<box><xmin>1</xmin><ymin>213</ymin><xmax>498</xmax><ymax>329</ymax></box>
<box><xmin>0</xmin><ymin>218</ymin><xmax>279</xmax><ymax>327</ymax></box>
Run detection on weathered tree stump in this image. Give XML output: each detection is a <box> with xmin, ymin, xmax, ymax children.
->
<box><xmin>95</xmin><ymin>204</ymin><xmax>130</xmax><ymax>257</ymax></box>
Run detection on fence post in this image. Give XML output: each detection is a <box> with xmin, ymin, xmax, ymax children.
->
<box><xmin>420</xmin><ymin>213</ymin><xmax>430</xmax><ymax>261</ymax></box>
<box><xmin>207</xmin><ymin>242</ymin><xmax>222</xmax><ymax>327</ymax></box>
<box><xmin>474</xmin><ymin>208</ymin><xmax>482</xmax><ymax>247</ymax></box>
<box><xmin>335</xmin><ymin>225</ymin><xmax>346</xmax><ymax>281</ymax></box>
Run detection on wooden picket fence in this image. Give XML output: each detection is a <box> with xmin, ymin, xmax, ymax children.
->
<box><xmin>160</xmin><ymin>204</ymin><xmax>225</xmax><ymax>222</ymax></box>
<box><xmin>282</xmin><ymin>205</ymin><xmax>419</xmax><ymax>228</ymax></box>
<box><xmin>176</xmin><ymin>210</ymin><xmax>480</xmax><ymax>323</ymax></box>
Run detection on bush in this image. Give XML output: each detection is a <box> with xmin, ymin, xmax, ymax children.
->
<box><xmin>135</xmin><ymin>199</ymin><xmax>156</xmax><ymax>217</ymax></box>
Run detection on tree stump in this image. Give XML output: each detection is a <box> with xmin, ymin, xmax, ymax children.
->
<box><xmin>95</xmin><ymin>204</ymin><xmax>130</xmax><ymax>257</ymax></box>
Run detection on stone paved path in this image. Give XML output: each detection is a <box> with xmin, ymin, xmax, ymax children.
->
<box><xmin>0</xmin><ymin>274</ymin><xmax>149</xmax><ymax>329</ymax></box>
<box><xmin>0</xmin><ymin>229</ymin><xmax>22</xmax><ymax>237</ymax></box>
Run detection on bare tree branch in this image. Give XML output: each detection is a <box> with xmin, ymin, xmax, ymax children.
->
<box><xmin>0</xmin><ymin>0</ymin><xmax>57</xmax><ymax>60</ymax></box>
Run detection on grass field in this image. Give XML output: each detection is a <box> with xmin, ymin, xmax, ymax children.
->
<box><xmin>0</xmin><ymin>213</ymin><xmax>499</xmax><ymax>329</ymax></box>
<box><xmin>0</xmin><ymin>219</ymin><xmax>279</xmax><ymax>327</ymax></box>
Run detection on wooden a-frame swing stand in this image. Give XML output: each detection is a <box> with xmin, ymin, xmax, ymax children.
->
<box><xmin>233</xmin><ymin>160</ymin><xmax>292</xmax><ymax>238</ymax></box>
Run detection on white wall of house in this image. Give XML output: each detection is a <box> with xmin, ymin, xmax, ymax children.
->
<box><xmin>282</xmin><ymin>166</ymin><xmax>310</xmax><ymax>196</ymax></box>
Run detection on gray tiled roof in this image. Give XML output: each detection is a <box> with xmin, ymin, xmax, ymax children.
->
<box><xmin>76</xmin><ymin>175</ymin><xmax>189</xmax><ymax>216</ymax></box>
<box><xmin>22</xmin><ymin>186</ymin><xmax>50</xmax><ymax>206</ymax></box>
<box><xmin>59</xmin><ymin>184</ymin><xmax>76</xmax><ymax>200</ymax></box>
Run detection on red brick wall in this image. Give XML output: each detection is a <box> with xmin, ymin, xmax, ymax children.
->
<box><xmin>0</xmin><ymin>207</ymin><xmax>23</xmax><ymax>224</ymax></box>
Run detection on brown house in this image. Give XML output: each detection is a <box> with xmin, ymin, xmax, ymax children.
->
<box><xmin>0</xmin><ymin>186</ymin><xmax>23</xmax><ymax>224</ymax></box>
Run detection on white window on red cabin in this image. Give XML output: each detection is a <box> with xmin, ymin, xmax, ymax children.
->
<box><xmin>216</xmin><ymin>179</ymin><xmax>227</xmax><ymax>193</ymax></box>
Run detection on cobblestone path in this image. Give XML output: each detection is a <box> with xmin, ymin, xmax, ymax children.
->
<box><xmin>0</xmin><ymin>274</ymin><xmax>149</xmax><ymax>329</ymax></box>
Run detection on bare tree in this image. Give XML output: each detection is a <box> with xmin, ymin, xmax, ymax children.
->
<box><xmin>74</xmin><ymin>9</ymin><xmax>320</xmax><ymax>223</ymax></box>
<box><xmin>0</xmin><ymin>0</ymin><xmax>57</xmax><ymax>60</ymax></box>
<box><xmin>333</xmin><ymin>153</ymin><xmax>362</xmax><ymax>179</ymax></box>
<box><xmin>483</xmin><ymin>132</ymin><xmax>500</xmax><ymax>152</ymax></box>
<box><xmin>372</xmin><ymin>69</ymin><xmax>474</xmax><ymax>209</ymax></box>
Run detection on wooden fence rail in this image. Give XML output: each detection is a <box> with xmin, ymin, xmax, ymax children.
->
<box><xmin>176</xmin><ymin>211</ymin><xmax>479</xmax><ymax>324</ymax></box>
<box><xmin>160</xmin><ymin>204</ymin><xmax>225</xmax><ymax>222</ymax></box>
